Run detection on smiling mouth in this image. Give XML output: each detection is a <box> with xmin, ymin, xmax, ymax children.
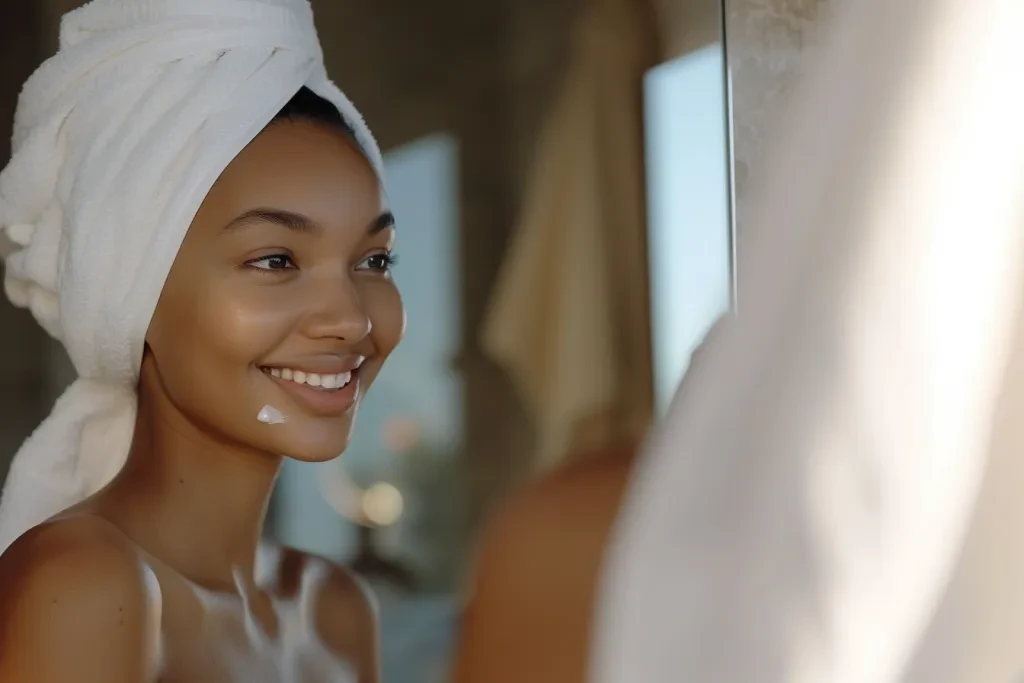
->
<box><xmin>259</xmin><ymin>366</ymin><xmax>355</xmax><ymax>392</ymax></box>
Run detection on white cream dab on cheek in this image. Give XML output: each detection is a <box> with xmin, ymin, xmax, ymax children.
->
<box><xmin>256</xmin><ymin>404</ymin><xmax>287</xmax><ymax>425</ymax></box>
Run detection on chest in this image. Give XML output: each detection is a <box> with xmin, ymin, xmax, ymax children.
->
<box><xmin>154</xmin><ymin>572</ymin><xmax>357</xmax><ymax>683</ymax></box>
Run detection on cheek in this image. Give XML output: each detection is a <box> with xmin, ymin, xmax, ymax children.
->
<box><xmin>149</xmin><ymin>282</ymin><xmax>299</xmax><ymax>427</ymax></box>
<box><xmin>192</xmin><ymin>285</ymin><xmax>297</xmax><ymax>364</ymax></box>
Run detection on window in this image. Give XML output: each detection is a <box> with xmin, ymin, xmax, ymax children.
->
<box><xmin>644</xmin><ymin>42</ymin><xmax>734</xmax><ymax>411</ymax></box>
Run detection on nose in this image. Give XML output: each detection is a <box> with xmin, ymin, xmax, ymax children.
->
<box><xmin>303</xmin><ymin>275</ymin><xmax>372</xmax><ymax>343</ymax></box>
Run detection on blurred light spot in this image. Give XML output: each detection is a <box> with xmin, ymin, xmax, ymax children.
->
<box><xmin>362</xmin><ymin>482</ymin><xmax>404</xmax><ymax>527</ymax></box>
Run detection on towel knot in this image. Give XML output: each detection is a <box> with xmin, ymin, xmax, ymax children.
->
<box><xmin>0</xmin><ymin>377</ymin><xmax>137</xmax><ymax>551</ymax></box>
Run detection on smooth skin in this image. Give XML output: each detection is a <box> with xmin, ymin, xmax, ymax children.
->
<box><xmin>0</xmin><ymin>118</ymin><xmax>404</xmax><ymax>682</ymax></box>
<box><xmin>452</xmin><ymin>446</ymin><xmax>637</xmax><ymax>683</ymax></box>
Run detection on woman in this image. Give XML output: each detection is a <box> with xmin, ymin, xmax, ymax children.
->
<box><xmin>0</xmin><ymin>1</ymin><xmax>401</xmax><ymax>681</ymax></box>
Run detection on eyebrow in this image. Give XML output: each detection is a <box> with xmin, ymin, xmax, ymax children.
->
<box><xmin>222</xmin><ymin>208</ymin><xmax>317</xmax><ymax>234</ymax></box>
<box><xmin>372</xmin><ymin>211</ymin><xmax>396</xmax><ymax>233</ymax></box>
<box><xmin>222</xmin><ymin>208</ymin><xmax>396</xmax><ymax>235</ymax></box>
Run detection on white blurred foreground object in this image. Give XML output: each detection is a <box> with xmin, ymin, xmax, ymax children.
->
<box><xmin>592</xmin><ymin>0</ymin><xmax>1024</xmax><ymax>682</ymax></box>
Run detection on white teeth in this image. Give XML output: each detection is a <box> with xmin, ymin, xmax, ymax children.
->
<box><xmin>263</xmin><ymin>367</ymin><xmax>354</xmax><ymax>391</ymax></box>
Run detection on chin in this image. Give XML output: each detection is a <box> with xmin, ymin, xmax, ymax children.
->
<box><xmin>271</xmin><ymin>423</ymin><xmax>355</xmax><ymax>463</ymax></box>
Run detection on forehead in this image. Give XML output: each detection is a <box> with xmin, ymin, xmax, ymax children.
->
<box><xmin>191</xmin><ymin>120</ymin><xmax>387</xmax><ymax>232</ymax></box>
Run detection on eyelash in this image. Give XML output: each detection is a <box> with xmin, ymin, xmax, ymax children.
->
<box><xmin>362</xmin><ymin>251</ymin><xmax>399</xmax><ymax>272</ymax></box>
<box><xmin>244</xmin><ymin>251</ymin><xmax>398</xmax><ymax>274</ymax></box>
<box><xmin>246</xmin><ymin>254</ymin><xmax>296</xmax><ymax>272</ymax></box>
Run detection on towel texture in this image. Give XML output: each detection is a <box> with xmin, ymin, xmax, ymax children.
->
<box><xmin>592</xmin><ymin>0</ymin><xmax>1024</xmax><ymax>680</ymax></box>
<box><xmin>0</xmin><ymin>0</ymin><xmax>383</xmax><ymax>553</ymax></box>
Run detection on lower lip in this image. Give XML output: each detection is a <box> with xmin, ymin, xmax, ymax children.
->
<box><xmin>262</xmin><ymin>370</ymin><xmax>360</xmax><ymax>417</ymax></box>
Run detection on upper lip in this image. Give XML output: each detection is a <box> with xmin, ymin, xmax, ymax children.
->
<box><xmin>259</xmin><ymin>356</ymin><xmax>366</xmax><ymax>375</ymax></box>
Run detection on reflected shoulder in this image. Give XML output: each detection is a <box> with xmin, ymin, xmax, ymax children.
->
<box><xmin>451</xmin><ymin>448</ymin><xmax>637</xmax><ymax>683</ymax></box>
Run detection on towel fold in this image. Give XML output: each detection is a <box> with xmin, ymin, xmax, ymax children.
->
<box><xmin>0</xmin><ymin>0</ymin><xmax>384</xmax><ymax>554</ymax></box>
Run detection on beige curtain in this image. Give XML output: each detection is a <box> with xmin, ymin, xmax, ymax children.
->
<box><xmin>481</xmin><ymin>0</ymin><xmax>659</xmax><ymax>471</ymax></box>
<box><xmin>593</xmin><ymin>0</ymin><xmax>1024</xmax><ymax>680</ymax></box>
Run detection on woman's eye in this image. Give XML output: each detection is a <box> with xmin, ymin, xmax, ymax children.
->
<box><xmin>247</xmin><ymin>254</ymin><xmax>296</xmax><ymax>271</ymax></box>
<box><xmin>358</xmin><ymin>251</ymin><xmax>398</xmax><ymax>273</ymax></box>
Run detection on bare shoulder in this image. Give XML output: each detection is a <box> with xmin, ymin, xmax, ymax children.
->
<box><xmin>0</xmin><ymin>516</ymin><xmax>162</xmax><ymax>683</ymax></box>
<box><xmin>316</xmin><ymin>556</ymin><xmax>379</xmax><ymax>654</ymax></box>
<box><xmin>452</xmin><ymin>449</ymin><xmax>636</xmax><ymax>683</ymax></box>
<box><xmin>476</xmin><ymin>447</ymin><xmax>637</xmax><ymax>577</ymax></box>
<box><xmin>269</xmin><ymin>545</ymin><xmax>379</xmax><ymax>682</ymax></box>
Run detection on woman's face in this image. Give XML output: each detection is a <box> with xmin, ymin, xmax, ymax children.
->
<box><xmin>145</xmin><ymin>119</ymin><xmax>404</xmax><ymax>462</ymax></box>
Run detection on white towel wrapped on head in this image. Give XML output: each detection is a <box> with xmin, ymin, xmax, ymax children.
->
<box><xmin>0</xmin><ymin>0</ymin><xmax>384</xmax><ymax>554</ymax></box>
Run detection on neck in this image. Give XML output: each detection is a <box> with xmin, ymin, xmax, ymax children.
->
<box><xmin>102</xmin><ymin>374</ymin><xmax>282</xmax><ymax>589</ymax></box>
